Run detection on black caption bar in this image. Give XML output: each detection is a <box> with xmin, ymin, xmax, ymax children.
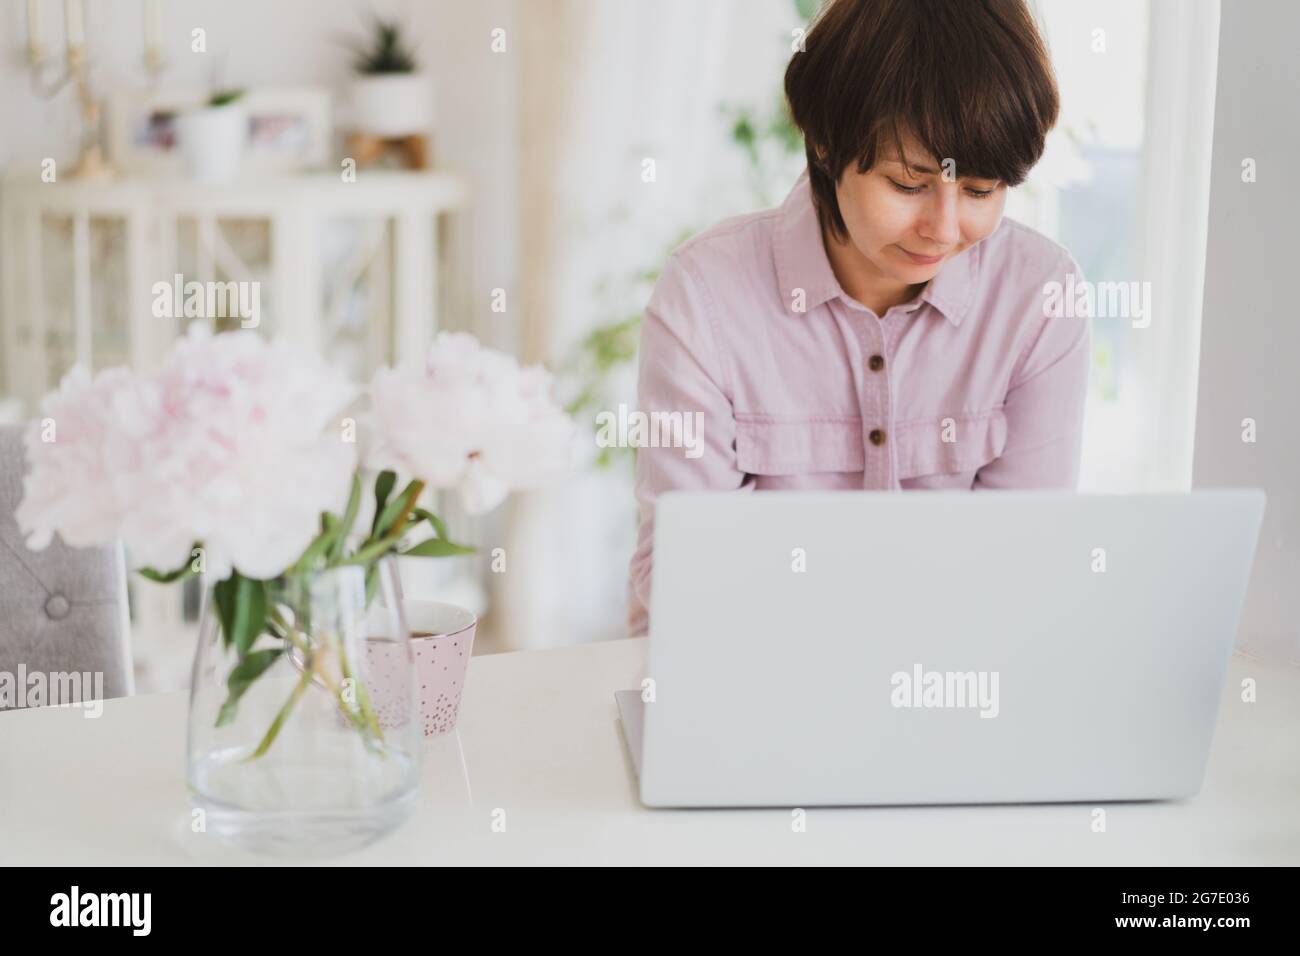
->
<box><xmin>0</xmin><ymin>867</ymin><xmax>1283</xmax><ymax>941</ymax></box>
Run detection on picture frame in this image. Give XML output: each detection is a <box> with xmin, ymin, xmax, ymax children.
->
<box><xmin>107</xmin><ymin>88</ymin><xmax>198</xmax><ymax>174</ymax></box>
<box><xmin>241</xmin><ymin>87</ymin><xmax>333</xmax><ymax>173</ymax></box>
<box><xmin>108</xmin><ymin>86</ymin><xmax>333</xmax><ymax>176</ymax></box>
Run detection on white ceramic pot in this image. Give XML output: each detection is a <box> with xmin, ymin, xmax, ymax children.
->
<box><xmin>349</xmin><ymin>72</ymin><xmax>433</xmax><ymax>137</ymax></box>
<box><xmin>175</xmin><ymin>104</ymin><xmax>247</xmax><ymax>184</ymax></box>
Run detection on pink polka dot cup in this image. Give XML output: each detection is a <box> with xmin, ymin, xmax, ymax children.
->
<box><xmin>405</xmin><ymin>600</ymin><xmax>477</xmax><ymax>737</ymax></box>
<box><xmin>365</xmin><ymin>600</ymin><xmax>477</xmax><ymax>738</ymax></box>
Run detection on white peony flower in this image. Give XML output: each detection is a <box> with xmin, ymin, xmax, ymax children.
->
<box><xmin>367</xmin><ymin>332</ymin><xmax>579</xmax><ymax>515</ymax></box>
<box><xmin>18</xmin><ymin>325</ymin><xmax>359</xmax><ymax>580</ymax></box>
<box><xmin>15</xmin><ymin>365</ymin><xmax>152</xmax><ymax>551</ymax></box>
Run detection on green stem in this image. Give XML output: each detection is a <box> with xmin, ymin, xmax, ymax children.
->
<box><xmin>339</xmin><ymin>537</ymin><xmax>398</xmax><ymax>567</ymax></box>
<box><xmin>243</xmin><ymin>556</ymin><xmax>397</xmax><ymax>760</ymax></box>
<box><xmin>326</xmin><ymin>625</ymin><xmax>385</xmax><ymax>746</ymax></box>
<box><xmin>246</xmin><ymin>665</ymin><xmax>313</xmax><ymax>760</ymax></box>
<box><xmin>269</xmin><ymin>606</ymin><xmax>380</xmax><ymax>744</ymax></box>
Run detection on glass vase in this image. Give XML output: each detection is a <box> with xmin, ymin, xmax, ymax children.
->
<box><xmin>186</xmin><ymin>557</ymin><xmax>420</xmax><ymax>856</ymax></box>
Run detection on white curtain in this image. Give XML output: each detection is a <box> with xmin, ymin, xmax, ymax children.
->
<box><xmin>1126</xmin><ymin>0</ymin><xmax>1221</xmax><ymax>492</ymax></box>
<box><xmin>498</xmin><ymin>0</ymin><xmax>747</xmax><ymax>649</ymax></box>
<box><xmin>1030</xmin><ymin>0</ymin><xmax>1221</xmax><ymax>494</ymax></box>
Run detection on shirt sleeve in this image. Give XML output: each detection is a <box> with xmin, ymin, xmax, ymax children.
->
<box><xmin>626</xmin><ymin>250</ymin><xmax>752</xmax><ymax>637</ymax></box>
<box><xmin>973</xmin><ymin>252</ymin><xmax>1093</xmax><ymax>491</ymax></box>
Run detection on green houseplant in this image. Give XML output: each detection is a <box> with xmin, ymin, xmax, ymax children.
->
<box><xmin>346</xmin><ymin>16</ymin><xmax>433</xmax><ymax>138</ymax></box>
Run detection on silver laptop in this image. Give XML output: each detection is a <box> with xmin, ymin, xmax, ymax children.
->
<box><xmin>617</xmin><ymin>489</ymin><xmax>1266</xmax><ymax>807</ymax></box>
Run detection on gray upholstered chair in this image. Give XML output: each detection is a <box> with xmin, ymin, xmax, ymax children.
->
<box><xmin>0</xmin><ymin>424</ymin><xmax>132</xmax><ymax>710</ymax></box>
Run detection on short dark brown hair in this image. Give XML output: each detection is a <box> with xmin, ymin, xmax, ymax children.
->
<box><xmin>784</xmin><ymin>0</ymin><xmax>1060</xmax><ymax>241</ymax></box>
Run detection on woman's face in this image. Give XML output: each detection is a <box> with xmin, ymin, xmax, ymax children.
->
<box><xmin>830</xmin><ymin>130</ymin><xmax>1007</xmax><ymax>287</ymax></box>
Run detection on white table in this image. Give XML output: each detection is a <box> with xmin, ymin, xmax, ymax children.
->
<box><xmin>2</xmin><ymin>638</ymin><xmax>1297</xmax><ymax>865</ymax></box>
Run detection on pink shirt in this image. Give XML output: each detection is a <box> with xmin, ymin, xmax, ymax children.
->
<box><xmin>626</xmin><ymin>169</ymin><xmax>1091</xmax><ymax>637</ymax></box>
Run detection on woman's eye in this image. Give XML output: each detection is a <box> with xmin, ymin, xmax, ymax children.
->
<box><xmin>889</xmin><ymin>178</ymin><xmax>998</xmax><ymax>199</ymax></box>
<box><xmin>889</xmin><ymin>179</ymin><xmax>924</xmax><ymax>194</ymax></box>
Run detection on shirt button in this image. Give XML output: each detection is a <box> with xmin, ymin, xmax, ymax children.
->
<box><xmin>869</xmin><ymin>428</ymin><xmax>886</xmax><ymax>446</ymax></box>
<box><xmin>868</xmin><ymin>354</ymin><xmax>885</xmax><ymax>372</ymax></box>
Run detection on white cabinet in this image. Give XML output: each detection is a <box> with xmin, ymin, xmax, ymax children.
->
<box><xmin>0</xmin><ymin>169</ymin><xmax>482</xmax><ymax>690</ymax></box>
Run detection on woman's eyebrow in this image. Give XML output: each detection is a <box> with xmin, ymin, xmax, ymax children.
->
<box><xmin>885</xmin><ymin>158</ymin><xmax>998</xmax><ymax>181</ymax></box>
<box><xmin>885</xmin><ymin>157</ymin><xmax>941</xmax><ymax>175</ymax></box>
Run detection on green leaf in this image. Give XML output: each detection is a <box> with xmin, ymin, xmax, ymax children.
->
<box><xmin>213</xmin><ymin>575</ymin><xmax>238</xmax><ymax>651</ymax></box>
<box><xmin>402</xmin><ymin>537</ymin><xmax>476</xmax><ymax>558</ymax></box>
<box><xmin>234</xmin><ymin>577</ymin><xmax>267</xmax><ymax>657</ymax></box>
<box><xmin>330</xmin><ymin>473</ymin><xmax>364</xmax><ymax>563</ymax></box>
<box><xmin>374</xmin><ymin>480</ymin><xmax>420</xmax><ymax>540</ymax></box>
<box><xmin>768</xmin><ymin>109</ymin><xmax>804</xmax><ymax>155</ymax></box>
<box><xmin>405</xmin><ymin>506</ymin><xmax>475</xmax><ymax>558</ymax></box>
<box><xmin>352</xmin><ymin>17</ymin><xmax>419</xmax><ymax>74</ymax></box>
<box><xmin>215</xmin><ymin>573</ymin><xmax>267</xmax><ymax>657</ymax></box>
<box><xmin>411</xmin><ymin>507</ymin><xmax>450</xmax><ymax>542</ymax></box>
<box><xmin>564</xmin><ymin>386</ymin><xmax>598</xmax><ymax>417</ymax></box>
<box><xmin>207</xmin><ymin>89</ymin><xmax>245</xmax><ymax>108</ymax></box>
<box><xmin>371</xmin><ymin>470</ymin><xmax>397</xmax><ymax>536</ymax></box>
<box><xmin>731</xmin><ymin>113</ymin><xmax>757</xmax><ymax>149</ymax></box>
<box><xmin>215</xmin><ymin>647</ymin><xmax>284</xmax><ymax>727</ymax></box>
<box><xmin>137</xmin><ymin>560</ymin><xmax>196</xmax><ymax>584</ymax></box>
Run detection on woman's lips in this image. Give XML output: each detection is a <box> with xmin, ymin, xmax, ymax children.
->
<box><xmin>898</xmin><ymin>247</ymin><xmax>946</xmax><ymax>265</ymax></box>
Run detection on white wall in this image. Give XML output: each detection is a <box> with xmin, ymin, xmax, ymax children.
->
<box><xmin>1193</xmin><ymin>0</ymin><xmax>1300</xmax><ymax>663</ymax></box>
<box><xmin>0</xmin><ymin>0</ymin><xmax>518</xmax><ymax>350</ymax></box>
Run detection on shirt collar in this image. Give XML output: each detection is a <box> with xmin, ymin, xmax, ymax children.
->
<box><xmin>773</xmin><ymin>168</ymin><xmax>981</xmax><ymax>327</ymax></box>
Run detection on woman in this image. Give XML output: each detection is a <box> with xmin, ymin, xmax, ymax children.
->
<box><xmin>627</xmin><ymin>0</ymin><xmax>1091</xmax><ymax>636</ymax></box>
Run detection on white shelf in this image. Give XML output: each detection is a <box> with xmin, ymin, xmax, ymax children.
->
<box><xmin>1</xmin><ymin>168</ymin><xmax>470</xmax><ymax>217</ymax></box>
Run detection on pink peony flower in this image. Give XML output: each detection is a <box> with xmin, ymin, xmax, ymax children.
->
<box><xmin>367</xmin><ymin>332</ymin><xmax>579</xmax><ymax>514</ymax></box>
<box><xmin>18</xmin><ymin>325</ymin><xmax>358</xmax><ymax>580</ymax></box>
<box><xmin>15</xmin><ymin>365</ymin><xmax>153</xmax><ymax>551</ymax></box>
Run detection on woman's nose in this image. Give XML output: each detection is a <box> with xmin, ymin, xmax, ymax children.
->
<box><xmin>917</xmin><ymin>187</ymin><xmax>962</xmax><ymax>247</ymax></box>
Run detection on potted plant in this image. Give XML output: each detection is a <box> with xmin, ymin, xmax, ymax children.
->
<box><xmin>346</xmin><ymin>17</ymin><xmax>432</xmax><ymax>138</ymax></box>
<box><xmin>175</xmin><ymin>88</ymin><xmax>247</xmax><ymax>184</ymax></box>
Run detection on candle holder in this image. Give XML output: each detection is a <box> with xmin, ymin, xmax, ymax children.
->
<box><xmin>25</xmin><ymin>0</ymin><xmax>166</xmax><ymax>180</ymax></box>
